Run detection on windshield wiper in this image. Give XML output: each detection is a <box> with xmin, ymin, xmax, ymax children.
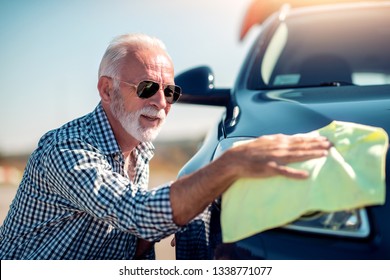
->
<box><xmin>257</xmin><ymin>81</ymin><xmax>356</xmax><ymax>90</ymax></box>
<box><xmin>319</xmin><ymin>81</ymin><xmax>355</xmax><ymax>87</ymax></box>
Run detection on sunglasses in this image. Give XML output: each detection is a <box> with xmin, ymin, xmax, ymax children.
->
<box><xmin>114</xmin><ymin>78</ymin><xmax>182</xmax><ymax>104</ymax></box>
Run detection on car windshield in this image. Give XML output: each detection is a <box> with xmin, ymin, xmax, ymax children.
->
<box><xmin>254</xmin><ymin>4</ymin><xmax>390</xmax><ymax>89</ymax></box>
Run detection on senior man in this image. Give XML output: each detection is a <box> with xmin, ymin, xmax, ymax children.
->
<box><xmin>0</xmin><ymin>33</ymin><xmax>331</xmax><ymax>259</ymax></box>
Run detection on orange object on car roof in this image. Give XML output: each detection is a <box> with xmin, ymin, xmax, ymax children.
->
<box><xmin>239</xmin><ymin>0</ymin><xmax>388</xmax><ymax>40</ymax></box>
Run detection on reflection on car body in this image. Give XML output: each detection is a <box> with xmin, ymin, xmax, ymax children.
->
<box><xmin>175</xmin><ymin>1</ymin><xmax>390</xmax><ymax>259</ymax></box>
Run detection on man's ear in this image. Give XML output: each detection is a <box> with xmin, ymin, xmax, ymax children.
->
<box><xmin>98</xmin><ymin>76</ymin><xmax>113</xmax><ymax>103</ymax></box>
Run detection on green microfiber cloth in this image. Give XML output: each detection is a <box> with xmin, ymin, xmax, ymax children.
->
<box><xmin>221</xmin><ymin>121</ymin><xmax>388</xmax><ymax>243</ymax></box>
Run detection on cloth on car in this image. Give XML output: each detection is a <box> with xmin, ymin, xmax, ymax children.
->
<box><xmin>221</xmin><ymin>121</ymin><xmax>388</xmax><ymax>243</ymax></box>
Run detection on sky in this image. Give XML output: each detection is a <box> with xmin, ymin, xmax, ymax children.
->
<box><xmin>0</xmin><ymin>0</ymin><xmax>258</xmax><ymax>156</ymax></box>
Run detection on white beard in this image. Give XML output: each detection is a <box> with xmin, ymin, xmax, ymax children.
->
<box><xmin>109</xmin><ymin>89</ymin><xmax>166</xmax><ymax>142</ymax></box>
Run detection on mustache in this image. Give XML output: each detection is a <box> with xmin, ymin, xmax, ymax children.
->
<box><xmin>139</xmin><ymin>106</ymin><xmax>166</xmax><ymax>119</ymax></box>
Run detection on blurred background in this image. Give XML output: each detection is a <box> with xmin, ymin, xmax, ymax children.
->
<box><xmin>0</xmin><ymin>0</ymin><xmax>258</xmax><ymax>259</ymax></box>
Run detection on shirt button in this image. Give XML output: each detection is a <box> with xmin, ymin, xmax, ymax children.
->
<box><xmin>113</xmin><ymin>154</ymin><xmax>120</xmax><ymax>161</ymax></box>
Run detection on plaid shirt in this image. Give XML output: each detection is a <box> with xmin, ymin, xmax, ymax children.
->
<box><xmin>0</xmin><ymin>103</ymin><xmax>179</xmax><ymax>259</ymax></box>
<box><xmin>175</xmin><ymin>201</ymin><xmax>221</xmax><ymax>260</ymax></box>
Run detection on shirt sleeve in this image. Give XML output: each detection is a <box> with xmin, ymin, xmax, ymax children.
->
<box><xmin>43</xmin><ymin>139</ymin><xmax>179</xmax><ymax>242</ymax></box>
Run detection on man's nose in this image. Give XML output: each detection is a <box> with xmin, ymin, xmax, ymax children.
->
<box><xmin>149</xmin><ymin>87</ymin><xmax>168</xmax><ymax>110</ymax></box>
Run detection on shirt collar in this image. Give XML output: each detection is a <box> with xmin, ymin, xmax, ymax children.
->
<box><xmin>90</xmin><ymin>103</ymin><xmax>155</xmax><ymax>159</ymax></box>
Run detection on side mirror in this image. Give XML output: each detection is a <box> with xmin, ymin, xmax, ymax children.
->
<box><xmin>175</xmin><ymin>66</ymin><xmax>231</xmax><ymax>107</ymax></box>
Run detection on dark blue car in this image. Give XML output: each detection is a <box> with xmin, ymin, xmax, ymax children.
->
<box><xmin>174</xmin><ymin>1</ymin><xmax>390</xmax><ymax>259</ymax></box>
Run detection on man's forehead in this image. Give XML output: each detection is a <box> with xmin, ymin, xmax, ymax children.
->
<box><xmin>120</xmin><ymin>49</ymin><xmax>174</xmax><ymax>80</ymax></box>
<box><xmin>128</xmin><ymin>47</ymin><xmax>171</xmax><ymax>63</ymax></box>
<box><xmin>128</xmin><ymin>49</ymin><xmax>173</xmax><ymax>68</ymax></box>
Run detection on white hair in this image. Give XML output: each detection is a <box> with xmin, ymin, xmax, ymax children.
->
<box><xmin>98</xmin><ymin>33</ymin><xmax>170</xmax><ymax>79</ymax></box>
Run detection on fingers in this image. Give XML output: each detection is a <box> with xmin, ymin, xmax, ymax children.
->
<box><xmin>256</xmin><ymin>134</ymin><xmax>331</xmax><ymax>157</ymax></box>
<box><xmin>260</xmin><ymin>134</ymin><xmax>331</xmax><ymax>149</ymax></box>
<box><xmin>288</xmin><ymin>136</ymin><xmax>332</xmax><ymax>151</ymax></box>
<box><xmin>275</xmin><ymin>149</ymin><xmax>329</xmax><ymax>164</ymax></box>
<box><xmin>264</xmin><ymin>135</ymin><xmax>331</xmax><ymax>178</ymax></box>
<box><xmin>287</xmin><ymin>136</ymin><xmax>331</xmax><ymax>163</ymax></box>
<box><xmin>170</xmin><ymin>237</ymin><xmax>176</xmax><ymax>247</ymax></box>
<box><xmin>234</xmin><ymin>134</ymin><xmax>332</xmax><ymax>179</ymax></box>
<box><xmin>267</xmin><ymin>161</ymin><xmax>310</xmax><ymax>179</ymax></box>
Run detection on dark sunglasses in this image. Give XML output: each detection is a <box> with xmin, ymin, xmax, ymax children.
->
<box><xmin>114</xmin><ymin>78</ymin><xmax>182</xmax><ymax>104</ymax></box>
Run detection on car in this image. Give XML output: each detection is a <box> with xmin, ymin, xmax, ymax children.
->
<box><xmin>173</xmin><ymin>1</ymin><xmax>390</xmax><ymax>259</ymax></box>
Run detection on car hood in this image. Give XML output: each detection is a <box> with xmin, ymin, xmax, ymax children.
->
<box><xmin>228</xmin><ymin>85</ymin><xmax>390</xmax><ymax>138</ymax></box>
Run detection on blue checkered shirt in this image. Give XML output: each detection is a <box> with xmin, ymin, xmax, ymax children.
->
<box><xmin>0</xmin><ymin>103</ymin><xmax>179</xmax><ymax>259</ymax></box>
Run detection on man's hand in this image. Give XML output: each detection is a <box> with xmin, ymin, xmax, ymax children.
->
<box><xmin>229</xmin><ymin>134</ymin><xmax>331</xmax><ymax>179</ymax></box>
<box><xmin>170</xmin><ymin>134</ymin><xmax>331</xmax><ymax>226</ymax></box>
